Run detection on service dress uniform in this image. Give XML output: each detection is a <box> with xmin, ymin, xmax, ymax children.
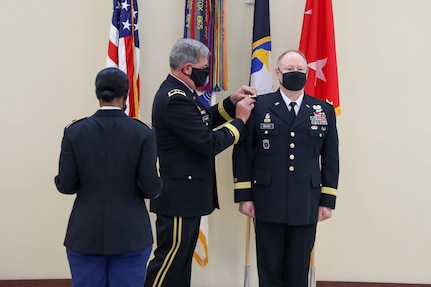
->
<box><xmin>144</xmin><ymin>74</ymin><xmax>244</xmax><ymax>287</ymax></box>
<box><xmin>55</xmin><ymin>108</ymin><xmax>161</xmax><ymax>287</ymax></box>
<box><xmin>233</xmin><ymin>91</ymin><xmax>339</xmax><ymax>287</ymax></box>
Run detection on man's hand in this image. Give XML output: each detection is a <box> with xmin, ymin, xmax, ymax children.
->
<box><xmin>239</xmin><ymin>201</ymin><xmax>255</xmax><ymax>218</ymax></box>
<box><xmin>318</xmin><ymin>206</ymin><xmax>332</xmax><ymax>222</ymax></box>
<box><xmin>235</xmin><ymin>97</ymin><xmax>255</xmax><ymax>124</ymax></box>
<box><xmin>230</xmin><ymin>85</ymin><xmax>257</xmax><ymax>105</ymax></box>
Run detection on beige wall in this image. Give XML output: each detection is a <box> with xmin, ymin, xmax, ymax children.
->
<box><xmin>0</xmin><ymin>0</ymin><xmax>430</xmax><ymax>286</ymax></box>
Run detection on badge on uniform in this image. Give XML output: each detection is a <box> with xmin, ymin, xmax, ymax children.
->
<box><xmin>262</xmin><ymin>139</ymin><xmax>270</xmax><ymax>150</ymax></box>
<box><xmin>309</xmin><ymin>105</ymin><xmax>328</xmax><ymax>125</ymax></box>
<box><xmin>168</xmin><ymin>89</ymin><xmax>186</xmax><ymax>97</ymax></box>
<box><xmin>260</xmin><ymin>113</ymin><xmax>275</xmax><ymax>129</ymax></box>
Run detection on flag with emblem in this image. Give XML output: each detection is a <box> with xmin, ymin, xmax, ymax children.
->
<box><xmin>250</xmin><ymin>0</ymin><xmax>273</xmax><ymax>95</ymax></box>
<box><xmin>107</xmin><ymin>0</ymin><xmax>140</xmax><ymax>118</ymax></box>
<box><xmin>299</xmin><ymin>0</ymin><xmax>341</xmax><ymax>115</ymax></box>
<box><xmin>299</xmin><ymin>2</ymin><xmax>340</xmax><ymax>285</ymax></box>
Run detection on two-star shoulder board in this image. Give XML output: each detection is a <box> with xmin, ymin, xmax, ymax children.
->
<box><xmin>133</xmin><ymin>117</ymin><xmax>152</xmax><ymax>129</ymax></box>
<box><xmin>65</xmin><ymin>117</ymin><xmax>87</xmax><ymax>128</ymax></box>
<box><xmin>168</xmin><ymin>89</ymin><xmax>186</xmax><ymax>97</ymax></box>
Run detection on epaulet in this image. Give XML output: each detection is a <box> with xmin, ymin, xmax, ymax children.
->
<box><xmin>133</xmin><ymin>117</ymin><xmax>152</xmax><ymax>129</ymax></box>
<box><xmin>168</xmin><ymin>89</ymin><xmax>186</xmax><ymax>97</ymax></box>
<box><xmin>325</xmin><ymin>99</ymin><xmax>334</xmax><ymax>106</ymax></box>
<box><xmin>65</xmin><ymin>117</ymin><xmax>87</xmax><ymax>128</ymax></box>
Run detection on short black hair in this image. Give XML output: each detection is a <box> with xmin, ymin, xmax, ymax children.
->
<box><xmin>95</xmin><ymin>67</ymin><xmax>129</xmax><ymax>102</ymax></box>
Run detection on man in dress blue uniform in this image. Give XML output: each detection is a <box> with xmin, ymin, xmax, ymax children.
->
<box><xmin>233</xmin><ymin>50</ymin><xmax>339</xmax><ymax>287</ymax></box>
<box><xmin>144</xmin><ymin>38</ymin><xmax>256</xmax><ymax>287</ymax></box>
<box><xmin>55</xmin><ymin>67</ymin><xmax>161</xmax><ymax>287</ymax></box>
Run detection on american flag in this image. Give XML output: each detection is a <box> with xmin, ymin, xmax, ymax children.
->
<box><xmin>107</xmin><ymin>0</ymin><xmax>140</xmax><ymax>118</ymax></box>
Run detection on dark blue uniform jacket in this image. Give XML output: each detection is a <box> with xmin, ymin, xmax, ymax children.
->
<box><xmin>233</xmin><ymin>91</ymin><xmax>339</xmax><ymax>225</ymax></box>
<box><xmin>151</xmin><ymin>74</ymin><xmax>244</xmax><ymax>217</ymax></box>
<box><xmin>55</xmin><ymin>109</ymin><xmax>161</xmax><ymax>254</ymax></box>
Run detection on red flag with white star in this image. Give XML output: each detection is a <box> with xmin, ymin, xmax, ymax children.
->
<box><xmin>299</xmin><ymin>0</ymin><xmax>341</xmax><ymax>115</ymax></box>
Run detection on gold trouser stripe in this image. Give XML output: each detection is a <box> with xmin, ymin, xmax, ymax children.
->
<box><xmin>321</xmin><ymin>186</ymin><xmax>337</xmax><ymax>196</ymax></box>
<box><xmin>234</xmin><ymin>181</ymin><xmax>251</xmax><ymax>189</ymax></box>
<box><xmin>218</xmin><ymin>101</ymin><xmax>233</xmax><ymax>121</ymax></box>
<box><xmin>152</xmin><ymin>216</ymin><xmax>183</xmax><ymax>287</ymax></box>
<box><xmin>225</xmin><ymin>123</ymin><xmax>240</xmax><ymax>144</ymax></box>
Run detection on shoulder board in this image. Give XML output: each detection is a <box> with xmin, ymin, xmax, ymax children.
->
<box><xmin>65</xmin><ymin>117</ymin><xmax>87</xmax><ymax>128</ymax></box>
<box><xmin>168</xmin><ymin>89</ymin><xmax>186</xmax><ymax>97</ymax></box>
<box><xmin>133</xmin><ymin>117</ymin><xmax>152</xmax><ymax>129</ymax></box>
<box><xmin>325</xmin><ymin>99</ymin><xmax>334</xmax><ymax>106</ymax></box>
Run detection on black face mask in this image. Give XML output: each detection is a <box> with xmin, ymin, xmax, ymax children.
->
<box><xmin>280</xmin><ymin>71</ymin><xmax>306</xmax><ymax>91</ymax></box>
<box><xmin>190</xmin><ymin>66</ymin><xmax>210</xmax><ymax>88</ymax></box>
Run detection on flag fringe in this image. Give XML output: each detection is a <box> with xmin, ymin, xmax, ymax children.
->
<box><xmin>193</xmin><ymin>229</ymin><xmax>209</xmax><ymax>266</ymax></box>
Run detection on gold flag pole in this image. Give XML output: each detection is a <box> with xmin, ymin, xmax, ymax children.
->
<box><xmin>244</xmin><ymin>216</ymin><xmax>251</xmax><ymax>287</ymax></box>
<box><xmin>309</xmin><ymin>248</ymin><xmax>316</xmax><ymax>287</ymax></box>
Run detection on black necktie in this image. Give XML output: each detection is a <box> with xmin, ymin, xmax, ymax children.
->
<box><xmin>289</xmin><ymin>102</ymin><xmax>296</xmax><ymax>120</ymax></box>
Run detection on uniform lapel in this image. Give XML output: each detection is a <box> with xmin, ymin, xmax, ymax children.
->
<box><xmin>267</xmin><ymin>90</ymin><xmax>293</xmax><ymax>126</ymax></box>
<box><xmin>292</xmin><ymin>94</ymin><xmax>313</xmax><ymax>129</ymax></box>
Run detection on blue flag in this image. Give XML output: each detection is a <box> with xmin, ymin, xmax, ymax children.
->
<box><xmin>250</xmin><ymin>0</ymin><xmax>272</xmax><ymax>95</ymax></box>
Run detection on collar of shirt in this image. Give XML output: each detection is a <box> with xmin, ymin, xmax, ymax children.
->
<box><xmin>99</xmin><ymin>106</ymin><xmax>122</xmax><ymax>110</ymax></box>
<box><xmin>280</xmin><ymin>90</ymin><xmax>304</xmax><ymax>114</ymax></box>
<box><xmin>170</xmin><ymin>73</ymin><xmax>195</xmax><ymax>93</ymax></box>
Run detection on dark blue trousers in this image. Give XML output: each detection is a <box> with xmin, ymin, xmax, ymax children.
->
<box><xmin>66</xmin><ymin>246</ymin><xmax>152</xmax><ymax>287</ymax></box>
<box><xmin>144</xmin><ymin>215</ymin><xmax>201</xmax><ymax>287</ymax></box>
<box><xmin>255</xmin><ymin>221</ymin><xmax>317</xmax><ymax>287</ymax></box>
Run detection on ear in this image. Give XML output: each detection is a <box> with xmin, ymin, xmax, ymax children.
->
<box><xmin>275</xmin><ymin>67</ymin><xmax>282</xmax><ymax>79</ymax></box>
<box><xmin>182</xmin><ymin>63</ymin><xmax>192</xmax><ymax>74</ymax></box>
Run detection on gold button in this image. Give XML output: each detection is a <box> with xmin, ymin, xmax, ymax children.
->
<box><xmin>319</xmin><ymin>133</ymin><xmax>322</xmax><ymax>137</ymax></box>
<box><xmin>289</xmin><ymin>166</ymin><xmax>295</xmax><ymax>171</ymax></box>
<box><xmin>188</xmin><ymin>176</ymin><xmax>192</xmax><ymax>180</ymax></box>
<box><xmin>290</xmin><ymin>154</ymin><xmax>295</xmax><ymax>160</ymax></box>
<box><xmin>264</xmin><ymin>130</ymin><xmax>268</xmax><ymax>134</ymax></box>
<box><xmin>290</xmin><ymin>132</ymin><xmax>295</xmax><ymax>137</ymax></box>
<box><xmin>290</xmin><ymin>143</ymin><xmax>295</xmax><ymax>148</ymax></box>
<box><xmin>253</xmin><ymin>180</ymin><xmax>257</xmax><ymax>184</ymax></box>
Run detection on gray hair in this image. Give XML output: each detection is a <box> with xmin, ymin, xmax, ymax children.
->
<box><xmin>169</xmin><ymin>38</ymin><xmax>210</xmax><ymax>70</ymax></box>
